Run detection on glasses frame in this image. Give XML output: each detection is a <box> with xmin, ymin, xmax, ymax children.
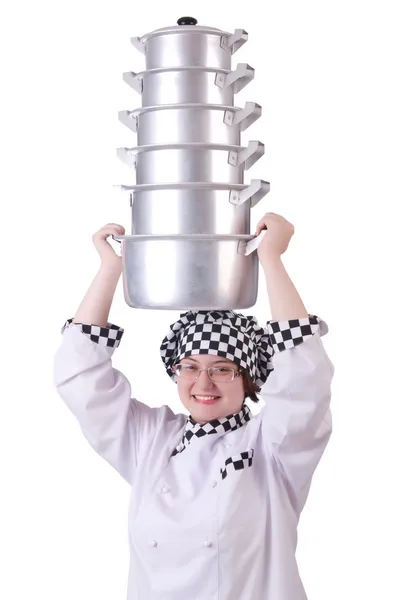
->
<box><xmin>172</xmin><ymin>363</ymin><xmax>243</xmax><ymax>382</ymax></box>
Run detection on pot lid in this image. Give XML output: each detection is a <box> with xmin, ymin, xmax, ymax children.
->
<box><xmin>137</xmin><ymin>17</ymin><xmax>231</xmax><ymax>43</ymax></box>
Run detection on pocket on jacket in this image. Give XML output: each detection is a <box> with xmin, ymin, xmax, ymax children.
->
<box><xmin>220</xmin><ymin>449</ymin><xmax>255</xmax><ymax>480</ymax></box>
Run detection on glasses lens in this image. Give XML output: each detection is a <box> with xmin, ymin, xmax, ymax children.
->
<box><xmin>175</xmin><ymin>365</ymin><xmax>238</xmax><ymax>382</ymax></box>
<box><xmin>209</xmin><ymin>368</ymin><xmax>235</xmax><ymax>382</ymax></box>
<box><xmin>177</xmin><ymin>365</ymin><xmax>198</xmax><ymax>379</ymax></box>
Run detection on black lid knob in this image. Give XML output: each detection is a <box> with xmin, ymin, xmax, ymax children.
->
<box><xmin>177</xmin><ymin>16</ymin><xmax>197</xmax><ymax>26</ymax></box>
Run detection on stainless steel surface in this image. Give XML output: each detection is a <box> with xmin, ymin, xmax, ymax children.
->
<box><xmin>116</xmin><ymin>142</ymin><xmax>264</xmax><ymax>185</ymax></box>
<box><xmin>122</xmin><ymin>64</ymin><xmax>254</xmax><ymax>106</ymax></box>
<box><xmin>115</xmin><ymin>181</ymin><xmax>270</xmax><ymax>235</ymax></box>
<box><xmin>130</xmin><ymin>24</ymin><xmax>247</xmax><ymax>70</ymax></box>
<box><xmin>113</xmin><ymin>234</ymin><xmax>259</xmax><ymax>310</ymax></box>
<box><xmin>118</xmin><ymin>102</ymin><xmax>261</xmax><ymax>145</ymax></box>
<box><xmin>114</xmin><ymin>17</ymin><xmax>270</xmax><ymax>310</ymax></box>
<box><xmin>131</xmin><ymin>189</ymin><xmax>249</xmax><ymax>235</ymax></box>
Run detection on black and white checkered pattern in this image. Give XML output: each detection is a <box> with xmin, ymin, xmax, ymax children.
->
<box><xmin>220</xmin><ymin>449</ymin><xmax>254</xmax><ymax>480</ymax></box>
<box><xmin>61</xmin><ymin>313</ymin><xmax>324</xmax><ymax>376</ymax></box>
<box><xmin>160</xmin><ymin>310</ymin><xmax>323</xmax><ymax>389</ymax></box>
<box><xmin>61</xmin><ymin>318</ymin><xmax>124</xmax><ymax>348</ymax></box>
<box><xmin>267</xmin><ymin>315</ymin><xmax>325</xmax><ymax>352</ymax></box>
<box><xmin>171</xmin><ymin>401</ymin><xmax>252</xmax><ymax>457</ymax></box>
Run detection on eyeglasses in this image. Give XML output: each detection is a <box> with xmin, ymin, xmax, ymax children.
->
<box><xmin>173</xmin><ymin>363</ymin><xmax>242</xmax><ymax>383</ymax></box>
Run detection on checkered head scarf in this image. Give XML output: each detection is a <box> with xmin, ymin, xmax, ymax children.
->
<box><xmin>160</xmin><ymin>310</ymin><xmax>274</xmax><ymax>388</ymax></box>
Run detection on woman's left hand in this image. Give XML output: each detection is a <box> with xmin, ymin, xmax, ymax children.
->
<box><xmin>255</xmin><ymin>212</ymin><xmax>295</xmax><ymax>259</ymax></box>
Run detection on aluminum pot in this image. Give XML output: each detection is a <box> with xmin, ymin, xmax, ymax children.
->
<box><xmin>116</xmin><ymin>180</ymin><xmax>270</xmax><ymax>235</ymax></box>
<box><xmin>116</xmin><ymin>141</ymin><xmax>264</xmax><ymax>186</ymax></box>
<box><xmin>112</xmin><ymin>233</ymin><xmax>264</xmax><ymax>310</ymax></box>
<box><xmin>118</xmin><ymin>102</ymin><xmax>261</xmax><ymax>146</ymax></box>
<box><xmin>130</xmin><ymin>18</ymin><xmax>248</xmax><ymax>70</ymax></box>
<box><xmin>123</xmin><ymin>63</ymin><xmax>254</xmax><ymax>107</ymax></box>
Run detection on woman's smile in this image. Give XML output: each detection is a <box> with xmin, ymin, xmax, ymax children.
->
<box><xmin>193</xmin><ymin>395</ymin><xmax>221</xmax><ymax>404</ymax></box>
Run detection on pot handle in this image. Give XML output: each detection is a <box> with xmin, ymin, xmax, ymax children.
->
<box><xmin>110</xmin><ymin>235</ymin><xmax>123</xmax><ymax>256</ymax></box>
<box><xmin>113</xmin><ymin>235</ymin><xmax>266</xmax><ymax>257</ymax></box>
<box><xmin>118</xmin><ymin>110</ymin><xmax>137</xmax><ymax>133</ymax></box>
<box><xmin>237</xmin><ymin>230</ymin><xmax>266</xmax><ymax>256</ymax></box>
<box><xmin>220</xmin><ymin>29</ymin><xmax>248</xmax><ymax>55</ymax></box>
<box><xmin>116</xmin><ymin>147</ymin><xmax>137</xmax><ymax>169</ymax></box>
<box><xmin>122</xmin><ymin>71</ymin><xmax>143</xmax><ymax>94</ymax></box>
<box><xmin>130</xmin><ymin>36</ymin><xmax>145</xmax><ymax>53</ymax></box>
<box><xmin>228</xmin><ymin>140</ymin><xmax>264</xmax><ymax>170</ymax></box>
<box><xmin>224</xmin><ymin>102</ymin><xmax>261</xmax><ymax>132</ymax></box>
<box><xmin>229</xmin><ymin>179</ymin><xmax>270</xmax><ymax>208</ymax></box>
<box><xmin>215</xmin><ymin>63</ymin><xmax>254</xmax><ymax>94</ymax></box>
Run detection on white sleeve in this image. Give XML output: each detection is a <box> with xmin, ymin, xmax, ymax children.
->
<box><xmin>260</xmin><ymin>319</ymin><xmax>335</xmax><ymax>513</ymax></box>
<box><xmin>52</xmin><ymin>323</ymin><xmax>164</xmax><ymax>485</ymax></box>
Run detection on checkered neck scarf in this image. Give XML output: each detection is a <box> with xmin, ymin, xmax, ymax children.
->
<box><xmin>171</xmin><ymin>402</ymin><xmax>252</xmax><ymax>457</ymax></box>
<box><xmin>160</xmin><ymin>310</ymin><xmax>274</xmax><ymax>388</ymax></box>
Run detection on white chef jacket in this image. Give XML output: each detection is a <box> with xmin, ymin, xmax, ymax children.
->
<box><xmin>53</xmin><ymin>315</ymin><xmax>334</xmax><ymax>600</ymax></box>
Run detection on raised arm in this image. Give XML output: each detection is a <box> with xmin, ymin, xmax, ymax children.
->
<box><xmin>53</xmin><ymin>224</ymin><xmax>162</xmax><ymax>484</ymax></box>
<box><xmin>73</xmin><ymin>223</ymin><xmax>124</xmax><ymax>326</ymax></box>
<box><xmin>256</xmin><ymin>213</ymin><xmax>334</xmax><ymax>513</ymax></box>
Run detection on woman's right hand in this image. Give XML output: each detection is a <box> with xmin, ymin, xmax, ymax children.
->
<box><xmin>92</xmin><ymin>223</ymin><xmax>125</xmax><ymax>267</ymax></box>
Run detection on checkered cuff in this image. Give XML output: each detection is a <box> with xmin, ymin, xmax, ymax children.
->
<box><xmin>266</xmin><ymin>314</ymin><xmax>322</xmax><ymax>353</ymax></box>
<box><xmin>61</xmin><ymin>318</ymin><xmax>124</xmax><ymax>348</ymax></box>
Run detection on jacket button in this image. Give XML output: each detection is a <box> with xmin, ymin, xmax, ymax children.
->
<box><xmin>162</xmin><ymin>485</ymin><xmax>170</xmax><ymax>494</ymax></box>
<box><xmin>212</xmin><ymin>481</ymin><xmax>217</xmax><ymax>487</ymax></box>
<box><xmin>150</xmin><ymin>540</ymin><xmax>158</xmax><ymax>547</ymax></box>
<box><xmin>204</xmin><ymin>541</ymin><xmax>212</xmax><ymax>548</ymax></box>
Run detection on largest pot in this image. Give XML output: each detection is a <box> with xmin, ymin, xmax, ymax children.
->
<box><xmin>113</xmin><ymin>234</ymin><xmax>260</xmax><ymax>310</ymax></box>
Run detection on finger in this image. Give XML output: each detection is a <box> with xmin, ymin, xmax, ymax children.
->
<box><xmin>255</xmin><ymin>214</ymin><xmax>272</xmax><ymax>233</ymax></box>
<box><xmin>97</xmin><ymin>225</ymin><xmax>124</xmax><ymax>237</ymax></box>
<box><xmin>255</xmin><ymin>224</ymin><xmax>268</xmax><ymax>236</ymax></box>
<box><xmin>103</xmin><ymin>223</ymin><xmax>124</xmax><ymax>231</ymax></box>
<box><xmin>255</xmin><ymin>218</ymin><xmax>266</xmax><ymax>233</ymax></box>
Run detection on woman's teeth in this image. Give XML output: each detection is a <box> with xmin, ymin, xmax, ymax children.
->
<box><xmin>193</xmin><ymin>395</ymin><xmax>220</xmax><ymax>401</ymax></box>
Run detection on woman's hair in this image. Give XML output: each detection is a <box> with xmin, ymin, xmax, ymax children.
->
<box><xmin>241</xmin><ymin>368</ymin><xmax>261</xmax><ymax>403</ymax></box>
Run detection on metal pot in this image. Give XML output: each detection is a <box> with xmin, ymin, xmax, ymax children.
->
<box><xmin>130</xmin><ymin>18</ymin><xmax>248</xmax><ymax>70</ymax></box>
<box><xmin>116</xmin><ymin>141</ymin><xmax>264</xmax><ymax>185</ymax></box>
<box><xmin>118</xmin><ymin>102</ymin><xmax>261</xmax><ymax>146</ymax></box>
<box><xmin>116</xmin><ymin>180</ymin><xmax>270</xmax><ymax>235</ymax></box>
<box><xmin>122</xmin><ymin>63</ymin><xmax>254</xmax><ymax>107</ymax></box>
<box><xmin>113</xmin><ymin>17</ymin><xmax>270</xmax><ymax>310</ymax></box>
<box><xmin>112</xmin><ymin>233</ymin><xmax>264</xmax><ymax>310</ymax></box>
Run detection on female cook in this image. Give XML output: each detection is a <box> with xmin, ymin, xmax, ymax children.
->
<box><xmin>53</xmin><ymin>212</ymin><xmax>334</xmax><ymax>600</ymax></box>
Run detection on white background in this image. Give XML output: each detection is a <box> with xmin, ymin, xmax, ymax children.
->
<box><xmin>1</xmin><ymin>0</ymin><xmax>396</xmax><ymax>598</ymax></box>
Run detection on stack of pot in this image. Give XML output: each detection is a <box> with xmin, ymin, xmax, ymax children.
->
<box><xmin>114</xmin><ymin>17</ymin><xmax>270</xmax><ymax>310</ymax></box>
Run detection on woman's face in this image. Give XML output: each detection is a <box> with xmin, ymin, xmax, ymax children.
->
<box><xmin>174</xmin><ymin>354</ymin><xmax>245</xmax><ymax>423</ymax></box>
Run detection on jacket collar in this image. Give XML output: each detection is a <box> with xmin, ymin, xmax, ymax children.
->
<box><xmin>171</xmin><ymin>402</ymin><xmax>252</xmax><ymax>457</ymax></box>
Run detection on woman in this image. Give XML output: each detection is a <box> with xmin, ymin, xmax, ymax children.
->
<box><xmin>53</xmin><ymin>212</ymin><xmax>334</xmax><ymax>600</ymax></box>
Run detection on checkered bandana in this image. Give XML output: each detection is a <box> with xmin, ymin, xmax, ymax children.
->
<box><xmin>159</xmin><ymin>310</ymin><xmax>274</xmax><ymax>388</ymax></box>
<box><xmin>171</xmin><ymin>401</ymin><xmax>252</xmax><ymax>457</ymax></box>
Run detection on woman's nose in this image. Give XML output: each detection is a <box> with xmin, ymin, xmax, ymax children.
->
<box><xmin>198</xmin><ymin>369</ymin><xmax>211</xmax><ymax>380</ymax></box>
